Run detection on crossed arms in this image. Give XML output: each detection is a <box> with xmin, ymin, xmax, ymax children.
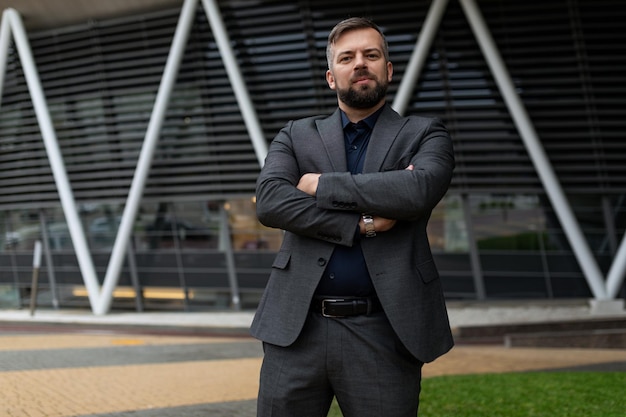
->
<box><xmin>296</xmin><ymin>166</ymin><xmax>414</xmax><ymax>235</ymax></box>
<box><xmin>255</xmin><ymin>117</ymin><xmax>454</xmax><ymax>246</ymax></box>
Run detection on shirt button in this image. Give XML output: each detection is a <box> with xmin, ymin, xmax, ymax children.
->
<box><xmin>317</xmin><ymin>258</ymin><xmax>327</xmax><ymax>266</ymax></box>
<box><xmin>329</xmin><ymin>273</ymin><xmax>335</xmax><ymax>280</ymax></box>
<box><xmin>351</xmin><ymin>145</ymin><xmax>357</xmax><ymax>150</ymax></box>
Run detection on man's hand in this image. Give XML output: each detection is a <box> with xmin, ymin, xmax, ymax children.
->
<box><xmin>297</xmin><ymin>173</ymin><xmax>321</xmax><ymax>196</ymax></box>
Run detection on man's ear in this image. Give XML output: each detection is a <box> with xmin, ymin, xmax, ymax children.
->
<box><xmin>387</xmin><ymin>61</ymin><xmax>393</xmax><ymax>82</ymax></box>
<box><xmin>326</xmin><ymin>69</ymin><xmax>336</xmax><ymax>90</ymax></box>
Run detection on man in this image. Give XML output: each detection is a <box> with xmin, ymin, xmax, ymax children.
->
<box><xmin>251</xmin><ymin>17</ymin><xmax>455</xmax><ymax>417</ymax></box>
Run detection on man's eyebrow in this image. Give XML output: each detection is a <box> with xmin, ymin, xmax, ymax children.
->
<box><xmin>363</xmin><ymin>47</ymin><xmax>382</xmax><ymax>54</ymax></box>
<box><xmin>336</xmin><ymin>47</ymin><xmax>382</xmax><ymax>57</ymax></box>
<box><xmin>336</xmin><ymin>49</ymin><xmax>354</xmax><ymax>56</ymax></box>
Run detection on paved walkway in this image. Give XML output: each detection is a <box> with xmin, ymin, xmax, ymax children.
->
<box><xmin>1</xmin><ymin>299</ymin><xmax>625</xmax><ymax>417</ymax></box>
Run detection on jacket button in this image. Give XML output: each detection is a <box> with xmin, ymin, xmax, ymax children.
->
<box><xmin>317</xmin><ymin>258</ymin><xmax>327</xmax><ymax>266</ymax></box>
<box><xmin>332</xmin><ymin>201</ymin><xmax>339</xmax><ymax>207</ymax></box>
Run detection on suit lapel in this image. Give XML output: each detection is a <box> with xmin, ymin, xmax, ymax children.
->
<box><xmin>363</xmin><ymin>104</ymin><xmax>406</xmax><ymax>173</ymax></box>
<box><xmin>315</xmin><ymin>104</ymin><xmax>405</xmax><ymax>173</ymax></box>
<box><xmin>316</xmin><ymin>109</ymin><xmax>347</xmax><ymax>172</ymax></box>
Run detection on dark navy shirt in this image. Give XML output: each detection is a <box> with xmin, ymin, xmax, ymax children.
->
<box><xmin>315</xmin><ymin>107</ymin><xmax>384</xmax><ymax>296</ymax></box>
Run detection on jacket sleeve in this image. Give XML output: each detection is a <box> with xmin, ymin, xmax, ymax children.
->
<box><xmin>255</xmin><ymin>121</ymin><xmax>361</xmax><ymax>246</ymax></box>
<box><xmin>315</xmin><ymin>118</ymin><xmax>454</xmax><ymax>221</ymax></box>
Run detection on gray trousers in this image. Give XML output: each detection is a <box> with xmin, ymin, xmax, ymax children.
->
<box><xmin>257</xmin><ymin>310</ymin><xmax>423</xmax><ymax>417</ymax></box>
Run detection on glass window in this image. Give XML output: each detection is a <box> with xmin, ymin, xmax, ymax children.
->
<box><xmin>469</xmin><ymin>194</ymin><xmax>552</xmax><ymax>251</ymax></box>
<box><xmin>428</xmin><ymin>195</ymin><xmax>468</xmax><ymax>253</ymax></box>
<box><xmin>133</xmin><ymin>201</ymin><xmax>218</xmax><ymax>251</ymax></box>
<box><xmin>227</xmin><ymin>197</ymin><xmax>282</xmax><ymax>251</ymax></box>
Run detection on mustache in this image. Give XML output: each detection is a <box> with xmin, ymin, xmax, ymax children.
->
<box><xmin>350</xmin><ymin>69</ymin><xmax>375</xmax><ymax>82</ymax></box>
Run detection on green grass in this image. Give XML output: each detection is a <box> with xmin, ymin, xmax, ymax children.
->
<box><xmin>328</xmin><ymin>372</ymin><xmax>625</xmax><ymax>417</ymax></box>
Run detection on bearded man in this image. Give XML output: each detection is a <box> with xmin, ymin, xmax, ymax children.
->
<box><xmin>251</xmin><ymin>17</ymin><xmax>455</xmax><ymax>417</ymax></box>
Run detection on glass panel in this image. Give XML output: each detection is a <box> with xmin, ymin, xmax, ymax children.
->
<box><xmin>428</xmin><ymin>195</ymin><xmax>468</xmax><ymax>253</ymax></box>
<box><xmin>84</xmin><ymin>204</ymin><xmax>123</xmax><ymax>251</ymax></box>
<box><xmin>227</xmin><ymin>197</ymin><xmax>283</xmax><ymax>251</ymax></box>
<box><xmin>2</xmin><ymin>210</ymin><xmax>42</xmax><ymax>252</ymax></box>
<box><xmin>133</xmin><ymin>201</ymin><xmax>217</xmax><ymax>251</ymax></box>
<box><xmin>470</xmin><ymin>194</ymin><xmax>552</xmax><ymax>251</ymax></box>
<box><xmin>567</xmin><ymin>195</ymin><xmax>612</xmax><ymax>254</ymax></box>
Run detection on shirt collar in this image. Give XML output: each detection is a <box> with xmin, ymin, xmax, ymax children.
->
<box><xmin>340</xmin><ymin>105</ymin><xmax>385</xmax><ymax>130</ymax></box>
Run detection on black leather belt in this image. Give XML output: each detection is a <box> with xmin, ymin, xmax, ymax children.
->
<box><xmin>311</xmin><ymin>296</ymin><xmax>382</xmax><ymax>318</ymax></box>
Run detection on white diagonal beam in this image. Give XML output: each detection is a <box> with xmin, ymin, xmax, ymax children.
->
<box><xmin>1</xmin><ymin>8</ymin><xmax>102</xmax><ymax>310</ymax></box>
<box><xmin>392</xmin><ymin>0</ymin><xmax>449</xmax><ymax>115</ymax></box>
<box><xmin>201</xmin><ymin>0</ymin><xmax>268</xmax><ymax>166</ymax></box>
<box><xmin>606</xmin><ymin>232</ymin><xmax>626</xmax><ymax>298</ymax></box>
<box><xmin>458</xmin><ymin>0</ymin><xmax>608</xmax><ymax>299</ymax></box>
<box><xmin>0</xmin><ymin>9</ymin><xmax>12</xmax><ymax>95</ymax></box>
<box><xmin>95</xmin><ymin>0</ymin><xmax>199</xmax><ymax>315</ymax></box>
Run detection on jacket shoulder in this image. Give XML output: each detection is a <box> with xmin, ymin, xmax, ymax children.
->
<box><xmin>379</xmin><ymin>104</ymin><xmax>444</xmax><ymax>129</ymax></box>
<box><xmin>289</xmin><ymin>112</ymin><xmax>334</xmax><ymax>128</ymax></box>
<box><xmin>398</xmin><ymin>112</ymin><xmax>442</xmax><ymax>127</ymax></box>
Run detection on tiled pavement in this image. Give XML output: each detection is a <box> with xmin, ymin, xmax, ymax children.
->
<box><xmin>1</xmin><ymin>332</ymin><xmax>262</xmax><ymax>416</ymax></box>
<box><xmin>1</xmin><ymin>300</ymin><xmax>626</xmax><ymax>417</ymax></box>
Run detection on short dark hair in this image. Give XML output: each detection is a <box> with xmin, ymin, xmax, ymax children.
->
<box><xmin>326</xmin><ymin>17</ymin><xmax>390</xmax><ymax>69</ymax></box>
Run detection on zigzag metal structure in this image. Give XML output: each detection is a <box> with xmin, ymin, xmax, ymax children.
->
<box><xmin>0</xmin><ymin>0</ymin><xmax>266</xmax><ymax>315</ymax></box>
<box><xmin>392</xmin><ymin>0</ymin><xmax>626</xmax><ymax>302</ymax></box>
<box><xmin>0</xmin><ymin>0</ymin><xmax>624</xmax><ymax>315</ymax></box>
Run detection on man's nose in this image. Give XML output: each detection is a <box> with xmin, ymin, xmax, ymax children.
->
<box><xmin>353</xmin><ymin>52</ymin><xmax>367</xmax><ymax>68</ymax></box>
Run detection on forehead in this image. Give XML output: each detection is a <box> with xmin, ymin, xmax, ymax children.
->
<box><xmin>333</xmin><ymin>28</ymin><xmax>383</xmax><ymax>54</ymax></box>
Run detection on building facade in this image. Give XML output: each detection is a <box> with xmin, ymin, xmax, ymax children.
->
<box><xmin>1</xmin><ymin>0</ymin><xmax>625</xmax><ymax>312</ymax></box>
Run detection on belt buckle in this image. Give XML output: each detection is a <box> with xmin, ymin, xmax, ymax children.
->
<box><xmin>321</xmin><ymin>298</ymin><xmax>344</xmax><ymax>318</ymax></box>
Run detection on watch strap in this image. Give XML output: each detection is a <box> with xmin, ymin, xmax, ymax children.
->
<box><xmin>362</xmin><ymin>214</ymin><xmax>376</xmax><ymax>238</ymax></box>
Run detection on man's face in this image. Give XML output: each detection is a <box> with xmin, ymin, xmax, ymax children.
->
<box><xmin>326</xmin><ymin>28</ymin><xmax>393</xmax><ymax>110</ymax></box>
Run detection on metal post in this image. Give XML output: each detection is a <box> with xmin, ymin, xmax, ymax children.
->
<box><xmin>534</xmin><ymin>224</ymin><xmax>554</xmax><ymax>299</ymax></box>
<box><xmin>29</xmin><ymin>241</ymin><xmax>42</xmax><ymax>316</ymax></box>
<box><xmin>461</xmin><ymin>194</ymin><xmax>486</xmax><ymax>300</ymax></box>
<box><xmin>219</xmin><ymin>203</ymin><xmax>241</xmax><ymax>310</ymax></box>
<box><xmin>96</xmin><ymin>0</ymin><xmax>199</xmax><ymax>315</ymax></box>
<box><xmin>201</xmin><ymin>0</ymin><xmax>268</xmax><ymax>166</ymax></box>
<box><xmin>38</xmin><ymin>209</ymin><xmax>59</xmax><ymax>309</ymax></box>
<box><xmin>392</xmin><ymin>0</ymin><xmax>449</xmax><ymax>115</ymax></box>
<box><xmin>458</xmin><ymin>0</ymin><xmax>608</xmax><ymax>300</ymax></box>
<box><xmin>170</xmin><ymin>207</ymin><xmax>190</xmax><ymax>311</ymax></box>
<box><xmin>125</xmin><ymin>238</ymin><xmax>144</xmax><ymax>312</ymax></box>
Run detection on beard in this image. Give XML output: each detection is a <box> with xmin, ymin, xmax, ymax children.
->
<box><xmin>337</xmin><ymin>71</ymin><xmax>389</xmax><ymax>109</ymax></box>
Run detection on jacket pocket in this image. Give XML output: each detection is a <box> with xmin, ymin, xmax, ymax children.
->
<box><xmin>417</xmin><ymin>259</ymin><xmax>439</xmax><ymax>283</ymax></box>
<box><xmin>272</xmin><ymin>250</ymin><xmax>291</xmax><ymax>270</ymax></box>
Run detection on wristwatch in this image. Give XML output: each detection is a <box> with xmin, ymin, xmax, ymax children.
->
<box><xmin>362</xmin><ymin>214</ymin><xmax>376</xmax><ymax>238</ymax></box>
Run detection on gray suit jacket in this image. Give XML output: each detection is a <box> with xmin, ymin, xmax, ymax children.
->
<box><xmin>251</xmin><ymin>104</ymin><xmax>455</xmax><ymax>363</ymax></box>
